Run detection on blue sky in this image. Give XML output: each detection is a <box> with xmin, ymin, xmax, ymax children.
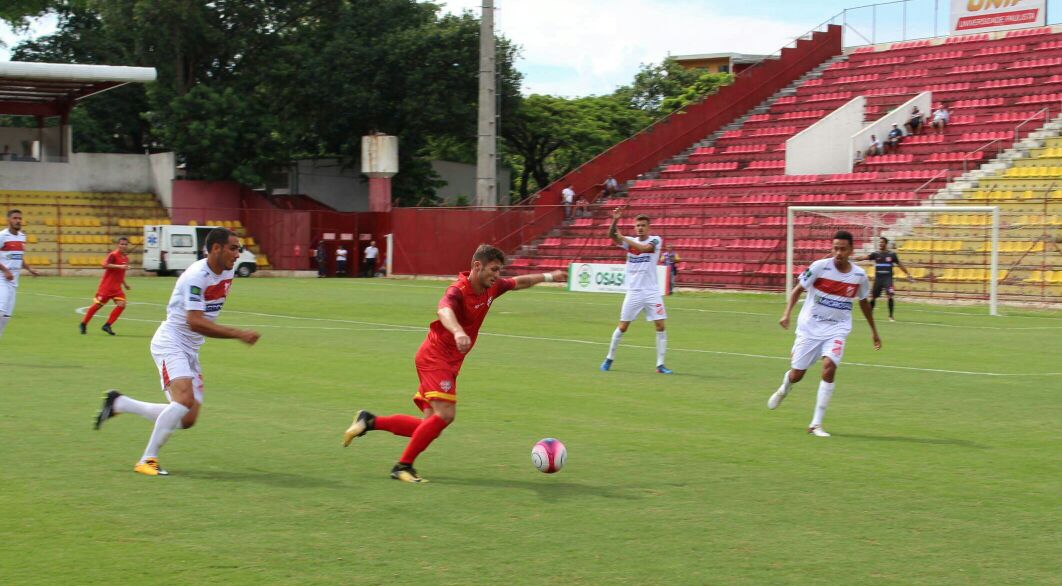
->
<box><xmin>3</xmin><ymin>1</ymin><xmax>1061</xmax><ymax>97</ymax></box>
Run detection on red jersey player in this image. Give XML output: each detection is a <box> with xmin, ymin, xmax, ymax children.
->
<box><xmin>80</xmin><ymin>236</ymin><xmax>132</xmax><ymax>335</ymax></box>
<box><xmin>342</xmin><ymin>244</ymin><xmax>567</xmax><ymax>483</ymax></box>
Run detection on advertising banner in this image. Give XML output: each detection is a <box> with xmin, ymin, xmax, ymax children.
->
<box><xmin>951</xmin><ymin>0</ymin><xmax>1046</xmax><ymax>34</ymax></box>
<box><xmin>567</xmin><ymin>263</ymin><xmax>669</xmax><ymax>295</ymax></box>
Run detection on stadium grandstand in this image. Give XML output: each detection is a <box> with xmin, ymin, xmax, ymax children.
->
<box><xmin>503</xmin><ymin>24</ymin><xmax>1062</xmax><ymax>305</ymax></box>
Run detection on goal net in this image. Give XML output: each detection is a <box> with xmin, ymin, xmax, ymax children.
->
<box><xmin>786</xmin><ymin>205</ymin><xmax>1005</xmax><ymax>315</ymax></box>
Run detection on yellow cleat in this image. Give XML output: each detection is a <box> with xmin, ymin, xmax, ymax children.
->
<box><xmin>342</xmin><ymin>410</ymin><xmax>375</xmax><ymax>447</ymax></box>
<box><xmin>134</xmin><ymin>458</ymin><xmax>169</xmax><ymax>476</ymax></box>
<box><xmin>390</xmin><ymin>463</ymin><xmax>427</xmax><ymax>483</ymax></box>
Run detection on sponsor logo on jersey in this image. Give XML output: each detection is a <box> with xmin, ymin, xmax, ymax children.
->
<box><xmin>815</xmin><ymin>295</ymin><xmax>853</xmax><ymax>311</ymax></box>
<box><xmin>627</xmin><ymin>255</ymin><xmax>653</xmax><ymax>264</ymax></box>
<box><xmin>813</xmin><ymin>277</ymin><xmax>859</xmax><ymax>298</ymax></box>
<box><xmin>440</xmin><ymin>380</ymin><xmax>453</xmax><ymax>391</ymax></box>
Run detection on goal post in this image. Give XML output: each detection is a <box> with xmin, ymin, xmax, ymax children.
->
<box><xmin>786</xmin><ymin>206</ymin><xmax>1001</xmax><ymax>316</ymax></box>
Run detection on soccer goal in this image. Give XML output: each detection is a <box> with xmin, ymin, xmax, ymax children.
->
<box><xmin>786</xmin><ymin>205</ymin><xmax>1001</xmax><ymax>315</ymax></box>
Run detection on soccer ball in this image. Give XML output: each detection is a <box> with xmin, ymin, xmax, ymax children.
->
<box><xmin>531</xmin><ymin>438</ymin><xmax>567</xmax><ymax>474</ymax></box>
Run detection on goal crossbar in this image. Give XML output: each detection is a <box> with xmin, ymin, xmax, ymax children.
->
<box><xmin>786</xmin><ymin>205</ymin><xmax>1001</xmax><ymax>315</ymax></box>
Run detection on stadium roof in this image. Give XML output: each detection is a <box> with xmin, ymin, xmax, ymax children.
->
<box><xmin>0</xmin><ymin>61</ymin><xmax>157</xmax><ymax>117</ymax></box>
<box><xmin>671</xmin><ymin>52</ymin><xmax>769</xmax><ymax>64</ymax></box>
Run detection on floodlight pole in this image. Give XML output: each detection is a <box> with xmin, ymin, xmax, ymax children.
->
<box><xmin>475</xmin><ymin>0</ymin><xmax>497</xmax><ymax>207</ymax></box>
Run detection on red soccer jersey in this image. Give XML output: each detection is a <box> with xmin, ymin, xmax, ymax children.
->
<box><xmin>415</xmin><ymin>271</ymin><xmax>516</xmax><ymax>369</ymax></box>
<box><xmin>98</xmin><ymin>249</ymin><xmax>129</xmax><ymax>293</ymax></box>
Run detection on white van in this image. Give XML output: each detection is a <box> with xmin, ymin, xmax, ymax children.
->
<box><xmin>143</xmin><ymin>225</ymin><xmax>258</xmax><ymax>277</ymax></box>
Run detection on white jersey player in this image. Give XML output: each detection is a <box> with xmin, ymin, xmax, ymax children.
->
<box><xmin>600</xmin><ymin>207</ymin><xmax>671</xmax><ymax>374</ymax></box>
<box><xmin>0</xmin><ymin>209</ymin><xmax>40</xmax><ymax>339</ymax></box>
<box><xmin>94</xmin><ymin>228</ymin><xmax>260</xmax><ymax>476</ymax></box>
<box><xmin>768</xmin><ymin>230</ymin><xmax>881</xmax><ymax>437</ymax></box>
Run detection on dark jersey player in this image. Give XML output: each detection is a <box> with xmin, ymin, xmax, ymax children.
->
<box><xmin>342</xmin><ymin>244</ymin><xmax>567</xmax><ymax>483</ymax></box>
<box><xmin>80</xmin><ymin>236</ymin><xmax>132</xmax><ymax>335</ymax></box>
<box><xmin>856</xmin><ymin>237</ymin><xmax>914</xmax><ymax>322</ymax></box>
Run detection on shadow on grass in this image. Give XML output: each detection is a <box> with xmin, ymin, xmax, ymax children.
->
<box><xmin>178</xmin><ymin>468</ymin><xmax>348</xmax><ymax>489</ymax></box>
<box><xmin>829</xmin><ymin>432</ymin><xmax>988</xmax><ymax>449</ymax></box>
<box><xmin>434</xmin><ymin>476</ymin><xmax>645</xmax><ymax>500</ymax></box>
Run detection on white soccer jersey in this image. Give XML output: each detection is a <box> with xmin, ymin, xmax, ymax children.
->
<box><xmin>152</xmin><ymin>258</ymin><xmax>234</xmax><ymax>354</ymax></box>
<box><xmin>796</xmin><ymin>257</ymin><xmax>870</xmax><ymax>340</ymax></box>
<box><xmin>0</xmin><ymin>229</ymin><xmax>27</xmax><ymax>287</ymax></box>
<box><xmin>621</xmin><ymin>235</ymin><xmax>662</xmax><ymax>292</ymax></box>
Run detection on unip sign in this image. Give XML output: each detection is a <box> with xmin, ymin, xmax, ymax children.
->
<box><xmin>950</xmin><ymin>0</ymin><xmax>1045</xmax><ymax>34</ymax></box>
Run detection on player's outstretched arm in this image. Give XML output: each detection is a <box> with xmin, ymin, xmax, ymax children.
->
<box><xmin>607</xmin><ymin>207</ymin><xmax>624</xmax><ymax>245</ymax></box>
<box><xmin>513</xmin><ymin>269</ymin><xmax>567</xmax><ymax>290</ymax></box>
<box><xmin>186</xmin><ymin>310</ymin><xmax>260</xmax><ymax>345</ymax></box>
<box><xmin>779</xmin><ymin>284</ymin><xmax>804</xmax><ymax>329</ymax></box>
<box><xmin>437</xmin><ymin>307</ymin><xmax>471</xmax><ymax>353</ymax></box>
<box><xmin>896</xmin><ymin>259</ymin><xmax>916</xmax><ymax>282</ymax></box>
<box><xmin>858</xmin><ymin>299</ymin><xmax>882</xmax><ymax>350</ymax></box>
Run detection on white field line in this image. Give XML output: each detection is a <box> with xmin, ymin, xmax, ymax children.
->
<box><xmin>57</xmin><ymin>296</ymin><xmax>1061</xmax><ymax>378</ymax></box>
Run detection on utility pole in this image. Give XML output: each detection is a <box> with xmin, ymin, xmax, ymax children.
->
<box><xmin>475</xmin><ymin>0</ymin><xmax>497</xmax><ymax>207</ymax></box>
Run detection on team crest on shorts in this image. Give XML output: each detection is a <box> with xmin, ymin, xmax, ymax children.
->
<box><xmin>655</xmin><ymin>304</ymin><xmax>664</xmax><ymax>314</ymax></box>
<box><xmin>440</xmin><ymin>380</ymin><xmax>453</xmax><ymax>391</ymax></box>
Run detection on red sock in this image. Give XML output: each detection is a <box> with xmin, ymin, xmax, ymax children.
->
<box><xmin>106</xmin><ymin>305</ymin><xmax>125</xmax><ymax>325</ymax></box>
<box><xmin>399</xmin><ymin>415</ymin><xmax>449</xmax><ymax>465</ymax></box>
<box><xmin>81</xmin><ymin>304</ymin><xmax>102</xmax><ymax>325</ymax></box>
<box><xmin>373</xmin><ymin>414</ymin><xmax>421</xmax><ymax>437</ymax></box>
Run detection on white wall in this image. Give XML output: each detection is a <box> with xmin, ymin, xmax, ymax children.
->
<box><xmin>786</xmin><ymin>96</ymin><xmax>866</xmax><ymax>175</ymax></box>
<box><xmin>149</xmin><ymin>152</ymin><xmax>175</xmax><ymax>208</ymax></box>
<box><xmin>851</xmin><ymin>91</ymin><xmax>932</xmax><ymax>166</ymax></box>
<box><xmin>0</xmin><ymin>152</ymin><xmax>173</xmax><ymax>193</ymax></box>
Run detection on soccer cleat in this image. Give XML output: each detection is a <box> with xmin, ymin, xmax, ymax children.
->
<box><xmin>656</xmin><ymin>365</ymin><xmax>673</xmax><ymax>374</ymax></box>
<box><xmin>807</xmin><ymin>425</ymin><xmax>831</xmax><ymax>437</ymax></box>
<box><xmin>102</xmin><ymin>323</ymin><xmax>116</xmax><ymax>336</ymax></box>
<box><xmin>599</xmin><ymin>358</ymin><xmax>613</xmax><ymax>372</ymax></box>
<box><xmin>889</xmin><ymin>316</ymin><xmax>896</xmax><ymax>322</ymax></box>
<box><xmin>391</xmin><ymin>463</ymin><xmax>427</xmax><ymax>483</ymax></box>
<box><xmin>134</xmin><ymin>458</ymin><xmax>169</xmax><ymax>476</ymax></box>
<box><xmin>342</xmin><ymin>410</ymin><xmax>375</xmax><ymax>447</ymax></box>
<box><xmin>94</xmin><ymin>389</ymin><xmax>122</xmax><ymax>430</ymax></box>
<box><xmin>79</xmin><ymin>322</ymin><xmax>86</xmax><ymax>335</ymax></box>
<box><xmin>767</xmin><ymin>387</ymin><xmax>789</xmax><ymax>410</ymax></box>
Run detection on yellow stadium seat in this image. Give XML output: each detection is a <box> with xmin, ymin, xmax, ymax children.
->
<box><xmin>27</xmin><ymin>234</ymin><xmax>37</xmax><ymax>244</ymax></box>
<box><xmin>244</xmin><ymin>236</ymin><xmax>255</xmax><ymax>246</ymax></box>
<box><xmin>230</xmin><ymin>220</ymin><xmax>242</xmax><ymax>229</ymax></box>
<box><xmin>1049</xmin><ymin>271</ymin><xmax>1062</xmax><ymax>285</ymax></box>
<box><xmin>1024</xmin><ymin>270</ymin><xmax>1045</xmax><ymax>283</ymax></box>
<box><xmin>188</xmin><ymin>220</ymin><xmax>198</xmax><ymax>226</ymax></box>
<box><xmin>256</xmin><ymin>255</ymin><xmax>269</xmax><ymax>267</ymax></box>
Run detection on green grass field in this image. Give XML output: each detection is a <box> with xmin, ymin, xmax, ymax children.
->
<box><xmin>0</xmin><ymin>276</ymin><xmax>1058</xmax><ymax>585</ymax></box>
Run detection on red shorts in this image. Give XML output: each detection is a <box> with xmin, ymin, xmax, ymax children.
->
<box><xmin>94</xmin><ymin>289</ymin><xmax>125</xmax><ymax>304</ymax></box>
<box><xmin>413</xmin><ymin>363</ymin><xmax>459</xmax><ymax>412</ymax></box>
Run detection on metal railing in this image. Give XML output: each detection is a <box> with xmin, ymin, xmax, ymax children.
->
<box><xmin>962</xmin><ymin>105</ymin><xmax>1055</xmax><ymax>174</ymax></box>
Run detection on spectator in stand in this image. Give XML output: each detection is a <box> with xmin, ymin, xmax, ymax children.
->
<box><xmin>853</xmin><ymin>149</ymin><xmax>865</xmax><ymax>167</ymax></box>
<box><xmin>362</xmin><ymin>240</ymin><xmax>379</xmax><ymax>277</ymax></box>
<box><xmin>885</xmin><ymin>124</ymin><xmax>904</xmax><ymax>154</ymax></box>
<box><xmin>336</xmin><ymin>244</ymin><xmax>349</xmax><ymax>277</ymax></box>
<box><xmin>575</xmin><ymin>195</ymin><xmax>591</xmax><ymax>218</ymax></box>
<box><xmin>561</xmin><ymin>185</ymin><xmax>575</xmax><ymax>219</ymax></box>
<box><xmin>867</xmin><ymin>135</ymin><xmax>884</xmax><ymax>157</ymax></box>
<box><xmin>905</xmin><ymin>106</ymin><xmax>924</xmax><ymax>135</ymax></box>
<box><xmin>930</xmin><ymin>103</ymin><xmax>951</xmax><ymax>134</ymax></box>
<box><xmin>603</xmin><ymin>175</ymin><xmax>620</xmax><ymax>197</ymax></box>
<box><xmin>315</xmin><ymin>241</ymin><xmax>327</xmax><ymax>277</ymax></box>
<box><xmin>663</xmin><ymin>244</ymin><xmax>680</xmax><ymax>294</ymax></box>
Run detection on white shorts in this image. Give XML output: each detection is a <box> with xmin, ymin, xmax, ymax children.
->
<box><xmin>790</xmin><ymin>335</ymin><xmax>847</xmax><ymax>370</ymax></box>
<box><xmin>150</xmin><ymin>344</ymin><xmax>205</xmax><ymax>404</ymax></box>
<box><xmin>620</xmin><ymin>289</ymin><xmax>667</xmax><ymax>322</ymax></box>
<box><xmin>0</xmin><ymin>282</ymin><xmax>16</xmax><ymax>316</ymax></box>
